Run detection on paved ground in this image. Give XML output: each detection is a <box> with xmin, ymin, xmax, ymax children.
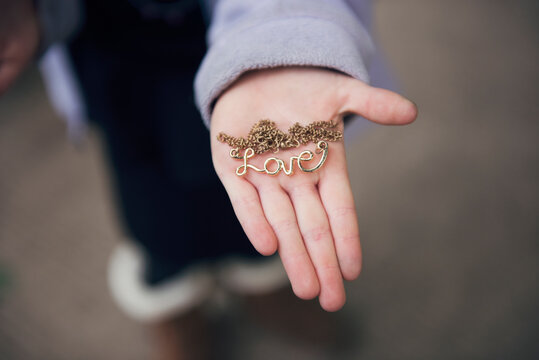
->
<box><xmin>1</xmin><ymin>1</ymin><xmax>538</xmax><ymax>359</ymax></box>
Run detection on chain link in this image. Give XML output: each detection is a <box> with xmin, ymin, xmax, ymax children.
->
<box><xmin>217</xmin><ymin>119</ymin><xmax>343</xmax><ymax>155</ymax></box>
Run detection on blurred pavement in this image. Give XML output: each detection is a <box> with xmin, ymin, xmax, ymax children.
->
<box><xmin>1</xmin><ymin>1</ymin><xmax>538</xmax><ymax>359</ymax></box>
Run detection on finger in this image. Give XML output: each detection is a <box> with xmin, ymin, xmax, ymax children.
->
<box><xmin>319</xmin><ymin>150</ymin><xmax>361</xmax><ymax>281</ymax></box>
<box><xmin>340</xmin><ymin>80</ymin><xmax>418</xmax><ymax>125</ymax></box>
<box><xmin>220</xmin><ymin>175</ymin><xmax>278</xmax><ymax>256</ymax></box>
<box><xmin>286</xmin><ymin>182</ymin><xmax>346</xmax><ymax>312</ymax></box>
<box><xmin>258</xmin><ymin>184</ymin><xmax>319</xmax><ymax>300</ymax></box>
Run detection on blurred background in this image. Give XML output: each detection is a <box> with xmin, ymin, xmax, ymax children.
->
<box><xmin>1</xmin><ymin>0</ymin><xmax>538</xmax><ymax>359</ymax></box>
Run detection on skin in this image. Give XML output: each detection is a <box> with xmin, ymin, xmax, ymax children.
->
<box><xmin>211</xmin><ymin>67</ymin><xmax>417</xmax><ymax>311</ymax></box>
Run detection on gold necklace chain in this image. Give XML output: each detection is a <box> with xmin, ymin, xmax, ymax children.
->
<box><xmin>217</xmin><ymin>119</ymin><xmax>343</xmax><ymax>155</ymax></box>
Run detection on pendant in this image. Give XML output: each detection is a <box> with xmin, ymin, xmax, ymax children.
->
<box><xmin>230</xmin><ymin>141</ymin><xmax>329</xmax><ymax>176</ymax></box>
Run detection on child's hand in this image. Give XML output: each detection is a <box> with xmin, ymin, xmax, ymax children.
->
<box><xmin>0</xmin><ymin>0</ymin><xmax>39</xmax><ymax>95</ymax></box>
<box><xmin>210</xmin><ymin>67</ymin><xmax>417</xmax><ymax>311</ymax></box>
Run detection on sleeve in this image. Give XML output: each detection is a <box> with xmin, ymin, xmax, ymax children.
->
<box><xmin>194</xmin><ymin>0</ymin><xmax>374</xmax><ymax>126</ymax></box>
<box><xmin>34</xmin><ymin>0</ymin><xmax>83</xmax><ymax>55</ymax></box>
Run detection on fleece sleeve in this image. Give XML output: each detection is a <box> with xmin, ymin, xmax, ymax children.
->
<box><xmin>34</xmin><ymin>0</ymin><xmax>83</xmax><ymax>55</ymax></box>
<box><xmin>194</xmin><ymin>0</ymin><xmax>374</xmax><ymax>126</ymax></box>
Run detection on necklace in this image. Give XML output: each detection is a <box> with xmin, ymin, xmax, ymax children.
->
<box><xmin>217</xmin><ymin>119</ymin><xmax>343</xmax><ymax>176</ymax></box>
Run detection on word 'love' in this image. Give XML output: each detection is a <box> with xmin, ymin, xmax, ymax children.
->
<box><xmin>230</xmin><ymin>141</ymin><xmax>329</xmax><ymax>176</ymax></box>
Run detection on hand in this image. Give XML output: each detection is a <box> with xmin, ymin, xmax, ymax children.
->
<box><xmin>210</xmin><ymin>67</ymin><xmax>417</xmax><ymax>311</ymax></box>
<box><xmin>0</xmin><ymin>0</ymin><xmax>39</xmax><ymax>95</ymax></box>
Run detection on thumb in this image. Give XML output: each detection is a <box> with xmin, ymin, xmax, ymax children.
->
<box><xmin>340</xmin><ymin>79</ymin><xmax>418</xmax><ymax>125</ymax></box>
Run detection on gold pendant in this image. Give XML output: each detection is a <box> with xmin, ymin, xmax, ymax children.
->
<box><xmin>230</xmin><ymin>141</ymin><xmax>329</xmax><ymax>176</ymax></box>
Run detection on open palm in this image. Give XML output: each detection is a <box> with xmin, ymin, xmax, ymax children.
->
<box><xmin>210</xmin><ymin>67</ymin><xmax>417</xmax><ymax>311</ymax></box>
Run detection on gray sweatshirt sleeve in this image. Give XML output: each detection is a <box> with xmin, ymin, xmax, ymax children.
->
<box><xmin>194</xmin><ymin>0</ymin><xmax>374</xmax><ymax>125</ymax></box>
<box><xmin>34</xmin><ymin>0</ymin><xmax>83</xmax><ymax>54</ymax></box>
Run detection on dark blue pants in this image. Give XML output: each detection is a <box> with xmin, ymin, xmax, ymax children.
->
<box><xmin>67</xmin><ymin>3</ymin><xmax>263</xmax><ymax>285</ymax></box>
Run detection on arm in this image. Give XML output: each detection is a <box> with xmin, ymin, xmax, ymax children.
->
<box><xmin>197</xmin><ymin>0</ymin><xmax>417</xmax><ymax>311</ymax></box>
<box><xmin>195</xmin><ymin>0</ymin><xmax>374</xmax><ymax>126</ymax></box>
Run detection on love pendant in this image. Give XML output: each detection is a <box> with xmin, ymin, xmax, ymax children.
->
<box><xmin>230</xmin><ymin>141</ymin><xmax>329</xmax><ymax>176</ymax></box>
<box><xmin>218</xmin><ymin>119</ymin><xmax>342</xmax><ymax>176</ymax></box>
